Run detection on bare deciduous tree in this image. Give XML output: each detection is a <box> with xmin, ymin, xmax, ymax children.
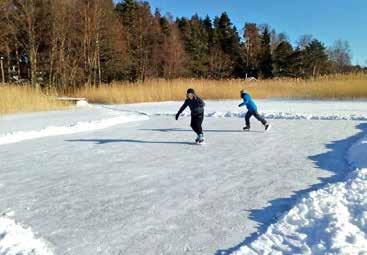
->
<box><xmin>328</xmin><ymin>39</ymin><xmax>352</xmax><ymax>73</ymax></box>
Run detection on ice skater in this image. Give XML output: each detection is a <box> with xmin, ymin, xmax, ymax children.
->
<box><xmin>175</xmin><ymin>88</ymin><xmax>205</xmax><ymax>144</ymax></box>
<box><xmin>239</xmin><ymin>89</ymin><xmax>271</xmax><ymax>131</ymax></box>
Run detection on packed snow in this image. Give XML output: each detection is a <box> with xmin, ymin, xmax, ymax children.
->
<box><xmin>0</xmin><ymin>100</ymin><xmax>367</xmax><ymax>255</ymax></box>
<box><xmin>232</xmin><ymin>130</ymin><xmax>367</xmax><ymax>255</ymax></box>
<box><xmin>0</xmin><ymin>110</ymin><xmax>147</xmax><ymax>145</ymax></box>
<box><xmin>0</xmin><ymin>216</ymin><xmax>53</xmax><ymax>255</ymax></box>
<box><xmin>76</xmin><ymin>99</ymin><xmax>90</xmax><ymax>108</ymax></box>
<box><xmin>117</xmin><ymin>100</ymin><xmax>367</xmax><ymax>120</ymax></box>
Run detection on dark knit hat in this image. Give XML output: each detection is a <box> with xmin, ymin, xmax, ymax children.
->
<box><xmin>187</xmin><ymin>88</ymin><xmax>195</xmax><ymax>94</ymax></box>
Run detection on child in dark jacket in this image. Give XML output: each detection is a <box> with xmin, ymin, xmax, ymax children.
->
<box><xmin>176</xmin><ymin>88</ymin><xmax>205</xmax><ymax>143</ymax></box>
<box><xmin>239</xmin><ymin>89</ymin><xmax>271</xmax><ymax>131</ymax></box>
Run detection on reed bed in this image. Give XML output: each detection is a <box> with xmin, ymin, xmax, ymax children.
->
<box><xmin>0</xmin><ymin>85</ymin><xmax>70</xmax><ymax>115</ymax></box>
<box><xmin>74</xmin><ymin>73</ymin><xmax>367</xmax><ymax>104</ymax></box>
<box><xmin>1</xmin><ymin>74</ymin><xmax>366</xmax><ymax>115</ymax></box>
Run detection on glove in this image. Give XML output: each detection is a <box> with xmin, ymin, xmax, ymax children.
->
<box><xmin>175</xmin><ymin>113</ymin><xmax>179</xmax><ymax>120</ymax></box>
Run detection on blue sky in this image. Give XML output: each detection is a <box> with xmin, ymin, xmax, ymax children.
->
<box><xmin>145</xmin><ymin>0</ymin><xmax>366</xmax><ymax>66</ymax></box>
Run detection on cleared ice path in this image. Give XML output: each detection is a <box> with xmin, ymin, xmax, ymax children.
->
<box><xmin>0</xmin><ymin>116</ymin><xmax>363</xmax><ymax>255</ymax></box>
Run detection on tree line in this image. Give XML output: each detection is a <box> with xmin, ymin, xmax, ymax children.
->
<box><xmin>0</xmin><ymin>0</ymin><xmax>365</xmax><ymax>90</ymax></box>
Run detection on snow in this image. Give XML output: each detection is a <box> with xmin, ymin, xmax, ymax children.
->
<box><xmin>116</xmin><ymin>100</ymin><xmax>367</xmax><ymax>120</ymax></box>
<box><xmin>348</xmin><ymin>132</ymin><xmax>367</xmax><ymax>169</ymax></box>
<box><xmin>1</xmin><ymin>99</ymin><xmax>367</xmax><ymax>254</ymax></box>
<box><xmin>231</xmin><ymin>127</ymin><xmax>367</xmax><ymax>254</ymax></box>
<box><xmin>76</xmin><ymin>100</ymin><xmax>90</xmax><ymax>108</ymax></box>
<box><xmin>0</xmin><ymin>111</ymin><xmax>148</xmax><ymax>145</ymax></box>
<box><xmin>0</xmin><ymin>217</ymin><xmax>52</xmax><ymax>255</ymax></box>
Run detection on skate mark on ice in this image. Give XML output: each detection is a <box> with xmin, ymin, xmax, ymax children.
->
<box><xmin>140</xmin><ymin>128</ymin><xmax>263</xmax><ymax>133</ymax></box>
<box><xmin>66</xmin><ymin>138</ymin><xmax>196</xmax><ymax>145</ymax></box>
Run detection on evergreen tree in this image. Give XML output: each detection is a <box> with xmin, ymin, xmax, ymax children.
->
<box><xmin>210</xmin><ymin>12</ymin><xmax>242</xmax><ymax>78</ymax></box>
<box><xmin>273</xmin><ymin>41</ymin><xmax>293</xmax><ymax>77</ymax></box>
<box><xmin>285</xmin><ymin>49</ymin><xmax>304</xmax><ymax>77</ymax></box>
<box><xmin>217</xmin><ymin>13</ymin><xmax>239</xmax><ymax>56</ymax></box>
<box><xmin>115</xmin><ymin>0</ymin><xmax>160</xmax><ymax>81</ymax></box>
<box><xmin>203</xmin><ymin>15</ymin><xmax>214</xmax><ymax>48</ymax></box>
<box><xmin>259</xmin><ymin>26</ymin><xmax>273</xmax><ymax>78</ymax></box>
<box><xmin>304</xmin><ymin>39</ymin><xmax>329</xmax><ymax>77</ymax></box>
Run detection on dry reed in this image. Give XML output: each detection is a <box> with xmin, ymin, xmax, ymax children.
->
<box><xmin>73</xmin><ymin>73</ymin><xmax>367</xmax><ymax>104</ymax></box>
<box><xmin>0</xmin><ymin>85</ymin><xmax>70</xmax><ymax>115</ymax></box>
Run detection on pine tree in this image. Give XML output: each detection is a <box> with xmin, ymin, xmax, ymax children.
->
<box><xmin>210</xmin><ymin>12</ymin><xmax>242</xmax><ymax>78</ymax></box>
<box><xmin>176</xmin><ymin>15</ymin><xmax>210</xmax><ymax>77</ymax></box>
<box><xmin>304</xmin><ymin>39</ymin><xmax>329</xmax><ymax>77</ymax></box>
<box><xmin>273</xmin><ymin>41</ymin><xmax>293</xmax><ymax>77</ymax></box>
<box><xmin>259</xmin><ymin>26</ymin><xmax>273</xmax><ymax>78</ymax></box>
<box><xmin>287</xmin><ymin>49</ymin><xmax>305</xmax><ymax>77</ymax></box>
<box><xmin>115</xmin><ymin>0</ymin><xmax>160</xmax><ymax>81</ymax></box>
<box><xmin>203</xmin><ymin>15</ymin><xmax>213</xmax><ymax>47</ymax></box>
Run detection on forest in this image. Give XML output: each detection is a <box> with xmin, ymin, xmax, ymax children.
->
<box><xmin>0</xmin><ymin>0</ymin><xmax>365</xmax><ymax>91</ymax></box>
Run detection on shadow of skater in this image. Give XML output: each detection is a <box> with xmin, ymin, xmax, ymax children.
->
<box><xmin>140</xmin><ymin>128</ymin><xmax>262</xmax><ymax>133</ymax></box>
<box><xmin>215</xmin><ymin>122</ymin><xmax>367</xmax><ymax>255</ymax></box>
<box><xmin>66</xmin><ymin>139</ymin><xmax>195</xmax><ymax>145</ymax></box>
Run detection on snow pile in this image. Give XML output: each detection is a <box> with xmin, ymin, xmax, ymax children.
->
<box><xmin>233</xmin><ymin>133</ymin><xmax>367</xmax><ymax>255</ymax></box>
<box><xmin>76</xmin><ymin>99</ymin><xmax>90</xmax><ymax>108</ymax></box>
<box><xmin>233</xmin><ymin>169</ymin><xmax>367</xmax><ymax>255</ymax></box>
<box><xmin>0</xmin><ymin>217</ymin><xmax>53</xmax><ymax>255</ymax></box>
<box><xmin>177</xmin><ymin>111</ymin><xmax>367</xmax><ymax>121</ymax></box>
<box><xmin>0</xmin><ymin>113</ymin><xmax>148</xmax><ymax>145</ymax></box>
<box><xmin>117</xmin><ymin>100</ymin><xmax>367</xmax><ymax>121</ymax></box>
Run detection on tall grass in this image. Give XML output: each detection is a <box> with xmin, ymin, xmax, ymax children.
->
<box><xmin>0</xmin><ymin>85</ymin><xmax>70</xmax><ymax>115</ymax></box>
<box><xmin>74</xmin><ymin>73</ymin><xmax>367</xmax><ymax>104</ymax></box>
<box><xmin>1</xmin><ymin>74</ymin><xmax>366</xmax><ymax>115</ymax></box>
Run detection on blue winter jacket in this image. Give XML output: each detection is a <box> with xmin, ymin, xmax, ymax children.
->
<box><xmin>239</xmin><ymin>93</ymin><xmax>257</xmax><ymax>112</ymax></box>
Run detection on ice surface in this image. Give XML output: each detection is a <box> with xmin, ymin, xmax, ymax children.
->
<box><xmin>1</xmin><ymin>100</ymin><xmax>366</xmax><ymax>254</ymax></box>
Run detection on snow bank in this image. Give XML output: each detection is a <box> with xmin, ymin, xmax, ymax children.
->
<box><xmin>113</xmin><ymin>100</ymin><xmax>367</xmax><ymax>121</ymax></box>
<box><xmin>76</xmin><ymin>99</ymin><xmax>90</xmax><ymax>108</ymax></box>
<box><xmin>0</xmin><ymin>217</ymin><xmax>53</xmax><ymax>255</ymax></box>
<box><xmin>177</xmin><ymin>111</ymin><xmax>367</xmax><ymax>121</ymax></box>
<box><xmin>233</xmin><ymin>169</ymin><xmax>367</xmax><ymax>255</ymax></box>
<box><xmin>117</xmin><ymin>100</ymin><xmax>367</xmax><ymax>121</ymax></box>
<box><xmin>232</xmin><ymin>133</ymin><xmax>367</xmax><ymax>255</ymax></box>
<box><xmin>0</xmin><ymin>113</ymin><xmax>148</xmax><ymax>145</ymax></box>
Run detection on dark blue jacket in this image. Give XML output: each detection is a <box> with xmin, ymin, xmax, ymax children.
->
<box><xmin>177</xmin><ymin>96</ymin><xmax>205</xmax><ymax>116</ymax></box>
<box><xmin>239</xmin><ymin>93</ymin><xmax>257</xmax><ymax>112</ymax></box>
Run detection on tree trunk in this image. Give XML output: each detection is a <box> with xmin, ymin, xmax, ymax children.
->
<box><xmin>0</xmin><ymin>58</ymin><xmax>4</xmax><ymax>84</ymax></box>
<box><xmin>6</xmin><ymin>44</ymin><xmax>11</xmax><ymax>81</ymax></box>
<box><xmin>25</xmin><ymin>0</ymin><xmax>39</xmax><ymax>89</ymax></box>
<box><xmin>96</xmin><ymin>33</ymin><xmax>101</xmax><ymax>85</ymax></box>
<box><xmin>15</xmin><ymin>43</ymin><xmax>21</xmax><ymax>78</ymax></box>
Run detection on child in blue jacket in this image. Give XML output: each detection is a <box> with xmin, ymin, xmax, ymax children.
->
<box><xmin>239</xmin><ymin>90</ymin><xmax>271</xmax><ymax>131</ymax></box>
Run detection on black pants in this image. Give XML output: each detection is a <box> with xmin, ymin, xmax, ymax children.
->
<box><xmin>191</xmin><ymin>113</ymin><xmax>204</xmax><ymax>135</ymax></box>
<box><xmin>245</xmin><ymin>110</ymin><xmax>267</xmax><ymax>127</ymax></box>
